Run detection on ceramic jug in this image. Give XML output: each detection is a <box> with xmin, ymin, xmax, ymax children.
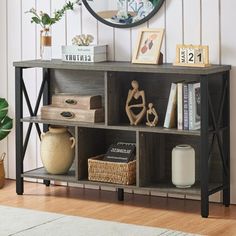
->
<box><xmin>40</xmin><ymin>127</ymin><xmax>75</xmax><ymax>174</ymax></box>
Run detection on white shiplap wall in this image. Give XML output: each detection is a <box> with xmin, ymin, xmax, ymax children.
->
<box><xmin>0</xmin><ymin>0</ymin><xmax>236</xmax><ymax>203</ymax></box>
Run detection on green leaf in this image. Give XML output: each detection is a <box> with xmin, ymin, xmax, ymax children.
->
<box><xmin>41</xmin><ymin>13</ymin><xmax>51</xmax><ymax>26</ymax></box>
<box><xmin>49</xmin><ymin>18</ymin><xmax>57</xmax><ymax>25</ymax></box>
<box><xmin>0</xmin><ymin>98</ymin><xmax>8</xmax><ymax>120</ymax></box>
<box><xmin>0</xmin><ymin>98</ymin><xmax>12</xmax><ymax>141</ymax></box>
<box><xmin>0</xmin><ymin>116</ymin><xmax>13</xmax><ymax>141</ymax></box>
<box><xmin>31</xmin><ymin>16</ymin><xmax>41</xmax><ymax>24</ymax></box>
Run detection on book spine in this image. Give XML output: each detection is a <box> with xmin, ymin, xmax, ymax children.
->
<box><xmin>62</xmin><ymin>53</ymin><xmax>106</xmax><ymax>62</ymax></box>
<box><xmin>192</xmin><ymin>83</ymin><xmax>201</xmax><ymax>130</ymax></box>
<box><xmin>183</xmin><ymin>84</ymin><xmax>189</xmax><ymax>130</ymax></box>
<box><xmin>188</xmin><ymin>83</ymin><xmax>194</xmax><ymax>130</ymax></box>
<box><xmin>177</xmin><ymin>83</ymin><xmax>183</xmax><ymax>130</ymax></box>
<box><xmin>164</xmin><ymin>83</ymin><xmax>177</xmax><ymax>128</ymax></box>
<box><xmin>62</xmin><ymin>45</ymin><xmax>107</xmax><ymax>54</ymax></box>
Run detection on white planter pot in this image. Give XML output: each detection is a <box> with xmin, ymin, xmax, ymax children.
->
<box><xmin>171</xmin><ymin>144</ymin><xmax>195</xmax><ymax>188</ymax></box>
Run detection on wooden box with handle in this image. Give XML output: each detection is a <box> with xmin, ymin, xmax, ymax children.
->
<box><xmin>51</xmin><ymin>94</ymin><xmax>102</xmax><ymax>110</ymax></box>
<box><xmin>41</xmin><ymin>105</ymin><xmax>104</xmax><ymax>123</ymax></box>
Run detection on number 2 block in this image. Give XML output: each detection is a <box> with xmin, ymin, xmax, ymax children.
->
<box><xmin>187</xmin><ymin>48</ymin><xmax>195</xmax><ymax>64</ymax></box>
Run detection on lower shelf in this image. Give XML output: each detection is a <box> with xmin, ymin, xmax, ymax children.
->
<box><xmin>143</xmin><ymin>183</ymin><xmax>223</xmax><ymax>196</ymax></box>
<box><xmin>22</xmin><ymin>167</ymin><xmax>223</xmax><ymax>197</ymax></box>
<box><xmin>22</xmin><ymin>167</ymin><xmax>77</xmax><ymax>182</ymax></box>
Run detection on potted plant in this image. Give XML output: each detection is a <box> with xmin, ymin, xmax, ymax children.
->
<box><xmin>26</xmin><ymin>0</ymin><xmax>80</xmax><ymax>60</ymax></box>
<box><xmin>0</xmin><ymin>98</ymin><xmax>13</xmax><ymax>188</ymax></box>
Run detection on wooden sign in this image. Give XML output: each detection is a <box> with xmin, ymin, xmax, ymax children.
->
<box><xmin>174</xmin><ymin>44</ymin><xmax>210</xmax><ymax>67</ymax></box>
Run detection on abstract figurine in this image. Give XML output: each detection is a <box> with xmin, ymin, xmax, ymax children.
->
<box><xmin>125</xmin><ymin>80</ymin><xmax>146</xmax><ymax>126</ymax></box>
<box><xmin>146</xmin><ymin>103</ymin><xmax>158</xmax><ymax>127</ymax></box>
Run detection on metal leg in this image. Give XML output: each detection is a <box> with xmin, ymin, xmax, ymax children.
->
<box><xmin>117</xmin><ymin>188</ymin><xmax>124</xmax><ymax>201</ymax></box>
<box><xmin>201</xmin><ymin>76</ymin><xmax>209</xmax><ymax>218</ymax></box>
<box><xmin>43</xmin><ymin>68</ymin><xmax>51</xmax><ymax>134</ymax></box>
<box><xmin>43</xmin><ymin>180</ymin><xmax>50</xmax><ymax>187</ymax></box>
<box><xmin>42</xmin><ymin>69</ymin><xmax>51</xmax><ymax>188</ymax></box>
<box><xmin>223</xmin><ymin>72</ymin><xmax>230</xmax><ymax>207</ymax></box>
<box><xmin>15</xmin><ymin>67</ymin><xmax>24</xmax><ymax>195</ymax></box>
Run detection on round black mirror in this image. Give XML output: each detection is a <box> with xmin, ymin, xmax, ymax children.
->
<box><xmin>82</xmin><ymin>0</ymin><xmax>165</xmax><ymax>28</ymax></box>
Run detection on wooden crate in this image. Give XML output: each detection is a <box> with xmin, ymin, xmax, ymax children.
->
<box><xmin>88</xmin><ymin>155</ymin><xmax>136</xmax><ymax>185</ymax></box>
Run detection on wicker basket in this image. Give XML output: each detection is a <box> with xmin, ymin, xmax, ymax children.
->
<box><xmin>88</xmin><ymin>155</ymin><xmax>136</xmax><ymax>185</ymax></box>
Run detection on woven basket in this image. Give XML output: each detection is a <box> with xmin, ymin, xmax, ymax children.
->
<box><xmin>88</xmin><ymin>155</ymin><xmax>136</xmax><ymax>185</ymax></box>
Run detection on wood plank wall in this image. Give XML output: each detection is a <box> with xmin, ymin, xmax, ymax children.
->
<box><xmin>0</xmin><ymin>0</ymin><xmax>235</xmax><ymax>203</ymax></box>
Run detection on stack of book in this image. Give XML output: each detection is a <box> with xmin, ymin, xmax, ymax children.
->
<box><xmin>61</xmin><ymin>45</ymin><xmax>107</xmax><ymax>63</ymax></box>
<box><xmin>164</xmin><ymin>81</ymin><xmax>200</xmax><ymax>130</ymax></box>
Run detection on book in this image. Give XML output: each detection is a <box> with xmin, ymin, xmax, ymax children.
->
<box><xmin>188</xmin><ymin>82</ymin><xmax>201</xmax><ymax>130</ymax></box>
<box><xmin>62</xmin><ymin>45</ymin><xmax>107</xmax><ymax>63</ymax></box>
<box><xmin>188</xmin><ymin>83</ymin><xmax>194</xmax><ymax>130</ymax></box>
<box><xmin>192</xmin><ymin>82</ymin><xmax>201</xmax><ymax>130</ymax></box>
<box><xmin>164</xmin><ymin>83</ymin><xmax>177</xmax><ymax>128</ymax></box>
<box><xmin>183</xmin><ymin>83</ymin><xmax>189</xmax><ymax>130</ymax></box>
<box><xmin>177</xmin><ymin>83</ymin><xmax>183</xmax><ymax>130</ymax></box>
<box><xmin>103</xmin><ymin>143</ymin><xmax>136</xmax><ymax>163</ymax></box>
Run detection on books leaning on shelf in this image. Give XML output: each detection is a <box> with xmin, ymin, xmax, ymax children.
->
<box><xmin>164</xmin><ymin>83</ymin><xmax>177</xmax><ymax>128</ymax></box>
<box><xmin>164</xmin><ymin>81</ymin><xmax>201</xmax><ymax>130</ymax></box>
<box><xmin>188</xmin><ymin>82</ymin><xmax>201</xmax><ymax>130</ymax></box>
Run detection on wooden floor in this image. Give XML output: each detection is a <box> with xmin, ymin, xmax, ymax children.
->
<box><xmin>0</xmin><ymin>180</ymin><xmax>236</xmax><ymax>235</ymax></box>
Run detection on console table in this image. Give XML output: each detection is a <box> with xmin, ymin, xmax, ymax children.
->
<box><xmin>13</xmin><ymin>59</ymin><xmax>231</xmax><ymax>218</ymax></box>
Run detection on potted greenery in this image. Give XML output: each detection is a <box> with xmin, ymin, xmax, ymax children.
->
<box><xmin>26</xmin><ymin>0</ymin><xmax>79</xmax><ymax>60</ymax></box>
<box><xmin>0</xmin><ymin>98</ymin><xmax>13</xmax><ymax>188</ymax></box>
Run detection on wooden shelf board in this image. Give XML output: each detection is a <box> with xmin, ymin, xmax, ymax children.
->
<box><xmin>13</xmin><ymin>59</ymin><xmax>231</xmax><ymax>75</ymax></box>
<box><xmin>22</xmin><ymin>167</ymin><xmax>77</xmax><ymax>182</ymax></box>
<box><xmin>22</xmin><ymin>167</ymin><xmax>223</xmax><ymax>196</ymax></box>
<box><xmin>78</xmin><ymin>179</ymin><xmax>138</xmax><ymax>190</ymax></box>
<box><xmin>142</xmin><ymin>182</ymin><xmax>223</xmax><ymax>196</ymax></box>
<box><xmin>21</xmin><ymin>116</ymin><xmax>106</xmax><ymax>129</ymax></box>
<box><xmin>21</xmin><ymin>116</ymin><xmax>200</xmax><ymax>136</ymax></box>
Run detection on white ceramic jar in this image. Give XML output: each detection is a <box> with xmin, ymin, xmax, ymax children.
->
<box><xmin>40</xmin><ymin>127</ymin><xmax>75</xmax><ymax>174</ymax></box>
<box><xmin>171</xmin><ymin>144</ymin><xmax>195</xmax><ymax>188</ymax></box>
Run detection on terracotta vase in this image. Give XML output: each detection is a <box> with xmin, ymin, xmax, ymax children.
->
<box><xmin>0</xmin><ymin>153</ymin><xmax>6</xmax><ymax>189</ymax></box>
<box><xmin>40</xmin><ymin>127</ymin><xmax>75</xmax><ymax>174</ymax></box>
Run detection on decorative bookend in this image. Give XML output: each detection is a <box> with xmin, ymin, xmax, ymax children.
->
<box><xmin>125</xmin><ymin>80</ymin><xmax>146</xmax><ymax>126</ymax></box>
<box><xmin>146</xmin><ymin>103</ymin><xmax>158</xmax><ymax>127</ymax></box>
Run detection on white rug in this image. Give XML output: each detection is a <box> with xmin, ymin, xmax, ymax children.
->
<box><xmin>0</xmin><ymin>205</ymin><xmax>200</xmax><ymax>236</ymax></box>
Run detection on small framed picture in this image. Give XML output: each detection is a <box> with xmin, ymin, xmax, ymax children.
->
<box><xmin>174</xmin><ymin>44</ymin><xmax>210</xmax><ymax>67</ymax></box>
<box><xmin>132</xmin><ymin>28</ymin><xmax>164</xmax><ymax>64</ymax></box>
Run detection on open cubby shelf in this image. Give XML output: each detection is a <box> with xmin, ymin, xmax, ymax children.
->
<box><xmin>14</xmin><ymin>59</ymin><xmax>231</xmax><ymax>218</ymax></box>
